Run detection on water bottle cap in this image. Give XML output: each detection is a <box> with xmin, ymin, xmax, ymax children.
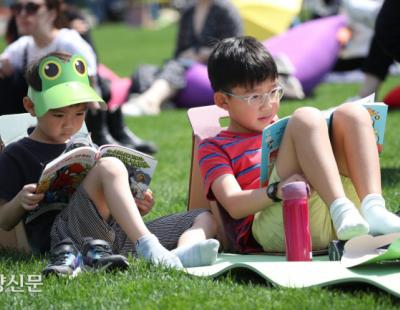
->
<box><xmin>282</xmin><ymin>181</ymin><xmax>309</xmax><ymax>200</ymax></box>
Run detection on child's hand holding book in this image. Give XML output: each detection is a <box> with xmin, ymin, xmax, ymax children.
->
<box><xmin>135</xmin><ymin>189</ymin><xmax>154</xmax><ymax>216</ymax></box>
<box><xmin>18</xmin><ymin>183</ymin><xmax>44</xmax><ymax>211</ymax></box>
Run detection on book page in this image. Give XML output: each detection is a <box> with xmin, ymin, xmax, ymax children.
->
<box><xmin>64</xmin><ymin>132</ymin><xmax>95</xmax><ymax>153</ymax></box>
<box><xmin>99</xmin><ymin>145</ymin><xmax>157</xmax><ymax>199</ymax></box>
<box><xmin>36</xmin><ymin>147</ymin><xmax>97</xmax><ymax>203</ymax></box>
<box><xmin>341</xmin><ymin>233</ymin><xmax>400</xmax><ymax>267</ymax></box>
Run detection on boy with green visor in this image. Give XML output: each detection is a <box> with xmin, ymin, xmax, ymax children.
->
<box><xmin>0</xmin><ymin>52</ymin><xmax>219</xmax><ymax>277</ymax></box>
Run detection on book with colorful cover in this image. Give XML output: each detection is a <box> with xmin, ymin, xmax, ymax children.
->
<box><xmin>36</xmin><ymin>135</ymin><xmax>157</xmax><ymax>204</ymax></box>
<box><xmin>260</xmin><ymin>94</ymin><xmax>388</xmax><ymax>187</ymax></box>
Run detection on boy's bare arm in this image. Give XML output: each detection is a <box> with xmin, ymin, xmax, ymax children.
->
<box><xmin>211</xmin><ymin>174</ymin><xmax>273</xmax><ymax>219</ymax></box>
<box><xmin>0</xmin><ymin>184</ymin><xmax>44</xmax><ymax>231</ymax></box>
<box><xmin>211</xmin><ymin>173</ymin><xmax>307</xmax><ymax>220</ymax></box>
<box><xmin>0</xmin><ymin>198</ymin><xmax>26</xmax><ymax>231</ymax></box>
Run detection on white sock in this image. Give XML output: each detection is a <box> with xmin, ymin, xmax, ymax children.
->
<box><xmin>330</xmin><ymin>197</ymin><xmax>369</xmax><ymax>240</ymax></box>
<box><xmin>136</xmin><ymin>234</ymin><xmax>183</xmax><ymax>269</ymax></box>
<box><xmin>361</xmin><ymin>193</ymin><xmax>400</xmax><ymax>235</ymax></box>
<box><xmin>171</xmin><ymin>239</ymin><xmax>220</xmax><ymax>268</ymax></box>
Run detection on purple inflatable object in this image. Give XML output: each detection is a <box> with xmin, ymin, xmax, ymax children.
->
<box><xmin>264</xmin><ymin>15</ymin><xmax>347</xmax><ymax>95</ymax></box>
<box><xmin>175</xmin><ymin>63</ymin><xmax>214</xmax><ymax>108</ymax></box>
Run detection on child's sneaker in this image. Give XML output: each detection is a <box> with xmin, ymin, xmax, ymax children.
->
<box><xmin>82</xmin><ymin>238</ymin><xmax>129</xmax><ymax>271</ymax></box>
<box><xmin>42</xmin><ymin>238</ymin><xmax>83</xmax><ymax>278</ymax></box>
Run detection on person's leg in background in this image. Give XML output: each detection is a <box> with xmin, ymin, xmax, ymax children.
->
<box><xmin>107</xmin><ymin>107</ymin><xmax>158</xmax><ymax>155</ymax></box>
<box><xmin>358</xmin><ymin>35</ymin><xmax>393</xmax><ymax>98</ymax></box>
<box><xmin>85</xmin><ymin>109</ymin><xmax>118</xmax><ymax>146</ymax></box>
<box><xmin>375</xmin><ymin>0</ymin><xmax>400</xmax><ymax>63</ymax></box>
<box><xmin>122</xmin><ymin>59</ymin><xmax>185</xmax><ymax>116</ymax></box>
<box><xmin>91</xmin><ymin>72</ymin><xmax>158</xmax><ymax>154</ymax></box>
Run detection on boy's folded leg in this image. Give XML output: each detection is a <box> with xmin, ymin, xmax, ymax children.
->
<box><xmin>361</xmin><ymin>193</ymin><xmax>400</xmax><ymax>235</ymax></box>
<box><xmin>330</xmin><ymin>197</ymin><xmax>369</xmax><ymax>240</ymax></box>
<box><xmin>171</xmin><ymin>239</ymin><xmax>220</xmax><ymax>268</ymax></box>
<box><xmin>136</xmin><ymin>233</ymin><xmax>183</xmax><ymax>269</ymax></box>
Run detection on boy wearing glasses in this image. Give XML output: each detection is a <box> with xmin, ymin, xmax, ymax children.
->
<box><xmin>199</xmin><ymin>36</ymin><xmax>400</xmax><ymax>254</ymax></box>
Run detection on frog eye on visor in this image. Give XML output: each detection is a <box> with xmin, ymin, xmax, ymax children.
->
<box><xmin>42</xmin><ymin>61</ymin><xmax>61</xmax><ymax>80</ymax></box>
<box><xmin>73</xmin><ymin>58</ymin><xmax>86</xmax><ymax>76</ymax></box>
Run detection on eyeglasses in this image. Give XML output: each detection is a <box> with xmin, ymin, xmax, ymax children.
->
<box><xmin>10</xmin><ymin>2</ymin><xmax>45</xmax><ymax>16</ymax></box>
<box><xmin>221</xmin><ymin>86</ymin><xmax>284</xmax><ymax>107</ymax></box>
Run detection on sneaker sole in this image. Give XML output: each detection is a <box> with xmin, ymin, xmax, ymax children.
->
<box><xmin>97</xmin><ymin>259</ymin><xmax>129</xmax><ymax>272</ymax></box>
<box><xmin>42</xmin><ymin>266</ymin><xmax>82</xmax><ymax>279</ymax></box>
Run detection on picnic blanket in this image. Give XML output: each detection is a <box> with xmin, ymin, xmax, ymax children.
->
<box><xmin>186</xmin><ymin>253</ymin><xmax>400</xmax><ymax>297</ymax></box>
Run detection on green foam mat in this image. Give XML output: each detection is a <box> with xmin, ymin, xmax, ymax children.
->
<box><xmin>186</xmin><ymin>254</ymin><xmax>400</xmax><ymax>297</ymax></box>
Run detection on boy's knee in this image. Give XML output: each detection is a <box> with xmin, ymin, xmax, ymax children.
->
<box><xmin>334</xmin><ymin>103</ymin><xmax>371</xmax><ymax>126</ymax></box>
<box><xmin>95</xmin><ymin>157</ymin><xmax>128</xmax><ymax>179</ymax></box>
<box><xmin>290</xmin><ymin>107</ymin><xmax>325</xmax><ymax>132</ymax></box>
<box><xmin>194</xmin><ymin>211</ymin><xmax>217</xmax><ymax>236</ymax></box>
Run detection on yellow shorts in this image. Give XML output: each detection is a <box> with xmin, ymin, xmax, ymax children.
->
<box><xmin>252</xmin><ymin>167</ymin><xmax>361</xmax><ymax>252</ymax></box>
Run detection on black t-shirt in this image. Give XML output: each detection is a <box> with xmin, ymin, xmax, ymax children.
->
<box><xmin>0</xmin><ymin>138</ymin><xmax>66</xmax><ymax>253</ymax></box>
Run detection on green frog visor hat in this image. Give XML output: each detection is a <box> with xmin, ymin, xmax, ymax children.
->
<box><xmin>27</xmin><ymin>54</ymin><xmax>105</xmax><ymax>117</ymax></box>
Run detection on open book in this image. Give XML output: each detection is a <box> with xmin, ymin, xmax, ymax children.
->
<box><xmin>341</xmin><ymin>233</ymin><xmax>400</xmax><ymax>268</ymax></box>
<box><xmin>36</xmin><ymin>135</ymin><xmax>157</xmax><ymax>204</ymax></box>
<box><xmin>260</xmin><ymin>94</ymin><xmax>388</xmax><ymax>186</ymax></box>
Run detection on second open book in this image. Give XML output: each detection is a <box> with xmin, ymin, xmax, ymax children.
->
<box><xmin>260</xmin><ymin>94</ymin><xmax>388</xmax><ymax>187</ymax></box>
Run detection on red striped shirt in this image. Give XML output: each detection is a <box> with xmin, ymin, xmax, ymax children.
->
<box><xmin>198</xmin><ymin>131</ymin><xmax>264</xmax><ymax>253</ymax></box>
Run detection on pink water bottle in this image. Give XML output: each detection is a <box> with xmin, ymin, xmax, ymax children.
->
<box><xmin>282</xmin><ymin>181</ymin><xmax>312</xmax><ymax>261</ymax></box>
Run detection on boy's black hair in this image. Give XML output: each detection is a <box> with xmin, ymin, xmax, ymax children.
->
<box><xmin>25</xmin><ymin>51</ymin><xmax>72</xmax><ymax>92</ymax></box>
<box><xmin>207</xmin><ymin>36</ymin><xmax>278</xmax><ymax>92</ymax></box>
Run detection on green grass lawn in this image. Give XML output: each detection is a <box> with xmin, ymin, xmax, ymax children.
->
<box><xmin>1</xmin><ymin>23</ymin><xmax>400</xmax><ymax>308</ymax></box>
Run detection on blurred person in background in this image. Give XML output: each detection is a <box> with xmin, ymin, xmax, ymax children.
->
<box><xmin>122</xmin><ymin>0</ymin><xmax>243</xmax><ymax>116</ymax></box>
<box><xmin>307</xmin><ymin>0</ymin><xmax>384</xmax><ymax>73</ymax></box>
<box><xmin>0</xmin><ymin>0</ymin><xmax>157</xmax><ymax>153</ymax></box>
<box><xmin>375</xmin><ymin>0</ymin><xmax>400</xmax><ymax>63</ymax></box>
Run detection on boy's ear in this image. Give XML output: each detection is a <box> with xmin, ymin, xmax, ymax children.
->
<box><xmin>23</xmin><ymin>96</ymin><xmax>36</xmax><ymax>116</ymax></box>
<box><xmin>214</xmin><ymin>92</ymin><xmax>229</xmax><ymax>111</ymax></box>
